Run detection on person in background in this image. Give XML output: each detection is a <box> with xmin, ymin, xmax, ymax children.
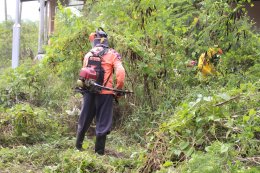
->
<box><xmin>76</xmin><ymin>28</ymin><xmax>125</xmax><ymax>155</ymax></box>
<box><xmin>186</xmin><ymin>47</ymin><xmax>223</xmax><ymax>77</ymax></box>
<box><xmin>197</xmin><ymin>47</ymin><xmax>223</xmax><ymax>77</ymax></box>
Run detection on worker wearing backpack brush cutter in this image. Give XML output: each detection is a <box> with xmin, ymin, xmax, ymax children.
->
<box><xmin>75</xmin><ymin>28</ymin><xmax>131</xmax><ymax>155</ymax></box>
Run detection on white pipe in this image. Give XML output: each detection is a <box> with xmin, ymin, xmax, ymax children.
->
<box><xmin>38</xmin><ymin>0</ymin><xmax>45</xmax><ymax>54</ymax></box>
<box><xmin>11</xmin><ymin>0</ymin><xmax>21</xmax><ymax>68</ymax></box>
<box><xmin>44</xmin><ymin>0</ymin><xmax>48</xmax><ymax>44</ymax></box>
<box><xmin>19</xmin><ymin>1</ymin><xmax>22</xmax><ymax>24</ymax></box>
<box><xmin>4</xmin><ymin>0</ymin><xmax>7</xmax><ymax>21</ymax></box>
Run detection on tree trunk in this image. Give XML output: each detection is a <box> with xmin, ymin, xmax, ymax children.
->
<box><xmin>144</xmin><ymin>74</ymin><xmax>153</xmax><ymax>109</ymax></box>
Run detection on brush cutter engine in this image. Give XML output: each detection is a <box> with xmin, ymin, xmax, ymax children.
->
<box><xmin>77</xmin><ymin>67</ymin><xmax>100</xmax><ymax>92</ymax></box>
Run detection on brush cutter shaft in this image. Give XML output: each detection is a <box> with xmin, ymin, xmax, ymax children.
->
<box><xmin>75</xmin><ymin>81</ymin><xmax>133</xmax><ymax>95</ymax></box>
<box><xmin>92</xmin><ymin>82</ymin><xmax>133</xmax><ymax>94</ymax></box>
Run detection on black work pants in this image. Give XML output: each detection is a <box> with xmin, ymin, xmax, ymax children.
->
<box><xmin>76</xmin><ymin>93</ymin><xmax>113</xmax><ymax>145</ymax></box>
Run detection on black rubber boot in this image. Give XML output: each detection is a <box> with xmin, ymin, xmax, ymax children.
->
<box><xmin>75</xmin><ymin>133</ymin><xmax>85</xmax><ymax>151</ymax></box>
<box><xmin>95</xmin><ymin>135</ymin><xmax>106</xmax><ymax>155</ymax></box>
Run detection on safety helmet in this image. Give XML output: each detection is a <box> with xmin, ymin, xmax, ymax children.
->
<box><xmin>93</xmin><ymin>27</ymin><xmax>109</xmax><ymax>47</ymax></box>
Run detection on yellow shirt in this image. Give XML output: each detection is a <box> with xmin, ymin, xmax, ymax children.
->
<box><xmin>197</xmin><ymin>53</ymin><xmax>216</xmax><ymax>77</ymax></box>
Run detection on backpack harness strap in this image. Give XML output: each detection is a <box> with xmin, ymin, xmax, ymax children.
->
<box><xmin>87</xmin><ymin>48</ymin><xmax>111</xmax><ymax>87</ymax></box>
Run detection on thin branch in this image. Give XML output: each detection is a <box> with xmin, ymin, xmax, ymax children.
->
<box><xmin>236</xmin><ymin>156</ymin><xmax>260</xmax><ymax>165</ymax></box>
<box><xmin>214</xmin><ymin>94</ymin><xmax>241</xmax><ymax>107</ymax></box>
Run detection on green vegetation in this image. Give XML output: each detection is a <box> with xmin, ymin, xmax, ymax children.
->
<box><xmin>0</xmin><ymin>21</ymin><xmax>38</xmax><ymax>68</ymax></box>
<box><xmin>0</xmin><ymin>0</ymin><xmax>259</xmax><ymax>172</ymax></box>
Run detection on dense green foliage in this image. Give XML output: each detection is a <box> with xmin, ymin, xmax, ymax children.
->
<box><xmin>0</xmin><ymin>0</ymin><xmax>259</xmax><ymax>172</ymax></box>
<box><xmin>0</xmin><ymin>21</ymin><xmax>38</xmax><ymax>68</ymax></box>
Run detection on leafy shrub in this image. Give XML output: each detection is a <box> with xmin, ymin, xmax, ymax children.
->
<box><xmin>0</xmin><ymin>138</ymin><xmax>74</xmax><ymax>172</ymax></box>
<box><xmin>141</xmin><ymin>81</ymin><xmax>260</xmax><ymax>172</ymax></box>
<box><xmin>0</xmin><ymin>60</ymin><xmax>71</xmax><ymax>110</ymax></box>
<box><xmin>0</xmin><ymin>103</ymin><xmax>64</xmax><ymax>145</ymax></box>
<box><xmin>177</xmin><ymin>142</ymin><xmax>260</xmax><ymax>173</ymax></box>
<box><xmin>0</xmin><ymin>20</ymin><xmax>38</xmax><ymax>69</ymax></box>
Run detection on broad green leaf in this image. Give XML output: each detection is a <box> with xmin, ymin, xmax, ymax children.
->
<box><xmin>203</xmin><ymin>96</ymin><xmax>213</xmax><ymax>102</ymax></box>
<box><xmin>243</xmin><ymin>115</ymin><xmax>250</xmax><ymax>122</ymax></box>
<box><xmin>173</xmin><ymin>149</ymin><xmax>182</xmax><ymax>156</ymax></box>
<box><xmin>184</xmin><ymin>147</ymin><xmax>194</xmax><ymax>157</ymax></box>
<box><xmin>218</xmin><ymin>93</ymin><xmax>231</xmax><ymax>100</ymax></box>
<box><xmin>179</xmin><ymin>141</ymin><xmax>190</xmax><ymax>150</ymax></box>
<box><xmin>249</xmin><ymin>109</ymin><xmax>256</xmax><ymax>116</ymax></box>
<box><xmin>22</xmin><ymin>133</ymin><xmax>29</xmax><ymax>137</ymax></box>
<box><xmin>220</xmin><ymin>144</ymin><xmax>229</xmax><ymax>153</ymax></box>
<box><xmin>163</xmin><ymin>160</ymin><xmax>173</xmax><ymax>168</ymax></box>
